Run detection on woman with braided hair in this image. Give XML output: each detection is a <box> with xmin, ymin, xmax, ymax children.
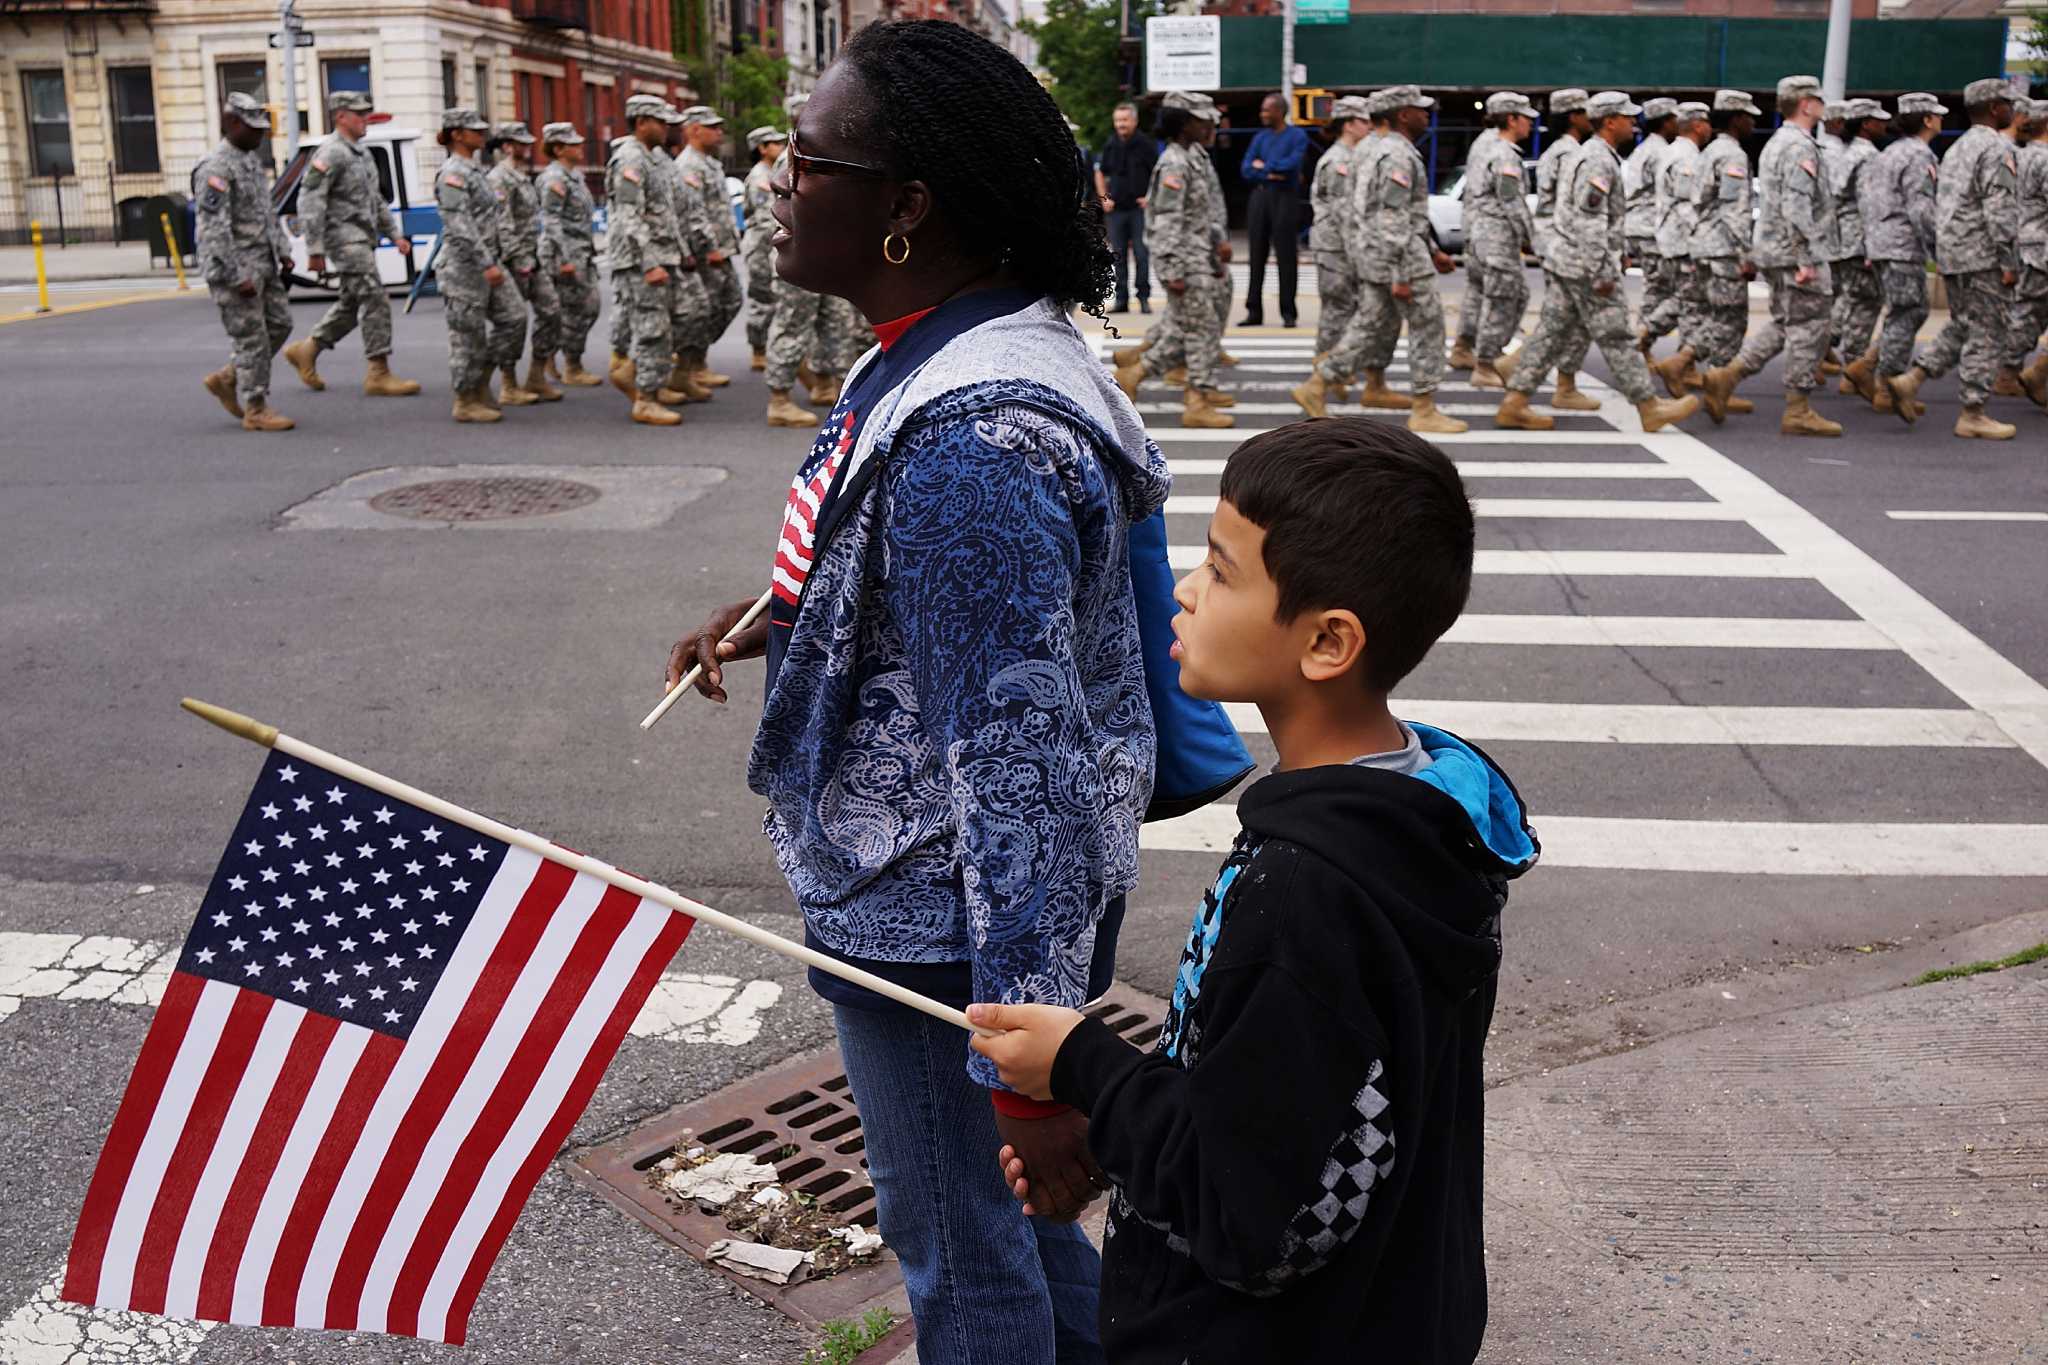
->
<box><xmin>661</xmin><ymin>20</ymin><xmax>1194</xmax><ymax>1363</ymax></box>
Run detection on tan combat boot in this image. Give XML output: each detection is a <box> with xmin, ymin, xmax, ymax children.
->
<box><xmin>1162</xmin><ymin>365</ymin><xmax>1189</xmax><ymax>387</ymax></box>
<box><xmin>363</xmin><ymin>356</ymin><xmax>422</xmax><ymax>397</ymax></box>
<box><xmin>2018</xmin><ymin>354</ymin><xmax>2048</xmax><ymax>408</ymax></box>
<box><xmin>656</xmin><ymin>384</ymin><xmax>694</xmax><ymax>405</ymax></box>
<box><xmin>671</xmin><ymin>360</ymin><xmax>715</xmax><ymax>403</ymax></box>
<box><xmin>1883</xmin><ymin>366</ymin><xmax>1927</xmax><ymax>426</ymax></box>
<box><xmin>1819</xmin><ymin>347</ymin><xmax>1842</xmax><ymax>375</ymax></box>
<box><xmin>1494</xmin><ymin>391</ymin><xmax>1555</xmax><ymax>430</ymax></box>
<box><xmin>1841</xmin><ymin>347</ymin><xmax>1879</xmax><ymax>403</ymax></box>
<box><xmin>808</xmin><ymin>375</ymin><xmax>842</xmax><ymax>410</ymax></box>
<box><xmin>542</xmin><ymin>355</ymin><xmax>562</xmax><ymax>384</ymax></box>
<box><xmin>1495</xmin><ymin>350</ymin><xmax>1519</xmax><ymax>383</ymax></box>
<box><xmin>1700</xmin><ymin>361</ymin><xmax>1746</xmax><ymax>423</ymax></box>
<box><xmin>1991</xmin><ymin>368</ymin><xmax>2026</xmax><ymax>399</ymax></box>
<box><xmin>241</xmin><ymin>398</ymin><xmax>294</xmax><ymax>432</ymax></box>
<box><xmin>610</xmin><ymin>355</ymin><xmax>637</xmax><ymax>397</ymax></box>
<box><xmin>1549</xmin><ymin>371</ymin><xmax>1602</xmax><ymax>411</ymax></box>
<box><xmin>1636</xmin><ymin>394</ymin><xmax>1701</xmax><ymax>432</ymax></box>
<box><xmin>1954</xmin><ymin>404</ymin><xmax>2016</xmax><ymax>440</ymax></box>
<box><xmin>750</xmin><ymin>348</ymin><xmax>767</xmax><ymax>372</ymax></box>
<box><xmin>561</xmin><ymin>355</ymin><xmax>604</xmax><ymax>386</ymax></box>
<box><xmin>1780</xmin><ymin>392</ymin><xmax>1842</xmax><ymax>437</ymax></box>
<box><xmin>1181</xmin><ymin>388</ymin><xmax>1235</xmax><ymax>429</ymax></box>
<box><xmin>522</xmin><ymin>361</ymin><xmax>564</xmax><ymax>402</ymax></box>
<box><xmin>1651</xmin><ymin>347</ymin><xmax>1695</xmax><ymax>400</ymax></box>
<box><xmin>1681</xmin><ymin>364</ymin><xmax>1704</xmax><ymax>390</ymax></box>
<box><xmin>1447</xmin><ymin>339</ymin><xmax>1477</xmax><ymax>371</ymax></box>
<box><xmin>632</xmin><ymin>390</ymin><xmax>684</xmax><ymax>426</ymax></box>
<box><xmin>497</xmin><ymin>366</ymin><xmax>540</xmax><ymax>406</ymax></box>
<box><xmin>1196</xmin><ymin>386</ymin><xmax>1236</xmax><ymax>409</ymax></box>
<box><xmin>1470</xmin><ymin>359</ymin><xmax>1508</xmax><ymax>390</ymax></box>
<box><xmin>692</xmin><ymin>349</ymin><xmax>732</xmax><ymax>388</ymax></box>
<box><xmin>281</xmin><ymin>337</ymin><xmax>325</xmax><ymax>391</ymax></box>
<box><xmin>479</xmin><ymin>380</ymin><xmax>503</xmax><ymax>412</ymax></box>
<box><xmin>1219</xmin><ymin>350</ymin><xmax>1240</xmax><ymax>366</ymax></box>
<box><xmin>1291</xmin><ymin>371</ymin><xmax>1330</xmax><ymax>418</ymax></box>
<box><xmin>452</xmin><ymin>387</ymin><xmax>502</xmax><ymax>423</ymax></box>
<box><xmin>202</xmin><ymin>366</ymin><xmax>244</xmax><ymax>419</ymax></box>
<box><xmin>1358</xmin><ymin>369</ymin><xmax>1413</xmax><ymax>411</ymax></box>
<box><xmin>1408</xmin><ymin>394</ymin><xmax>1469</xmax><ymax>434</ymax></box>
<box><xmin>766</xmin><ymin>389</ymin><xmax>819</xmax><ymax>428</ymax></box>
<box><xmin>1328</xmin><ymin>376</ymin><xmax>1351</xmax><ymax>403</ymax></box>
<box><xmin>1726</xmin><ymin>396</ymin><xmax>1756</xmax><ymax>414</ymax></box>
<box><xmin>1111</xmin><ymin>340</ymin><xmax>1151</xmax><ymax>368</ymax></box>
<box><xmin>795</xmin><ymin>360</ymin><xmax>821</xmax><ymax>396</ymax></box>
<box><xmin>1114</xmin><ymin>362</ymin><xmax>1145</xmax><ymax>402</ymax></box>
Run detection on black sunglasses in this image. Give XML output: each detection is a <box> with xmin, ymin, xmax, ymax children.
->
<box><xmin>787</xmin><ymin>131</ymin><xmax>889</xmax><ymax>194</ymax></box>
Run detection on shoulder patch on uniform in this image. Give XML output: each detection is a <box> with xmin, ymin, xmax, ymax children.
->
<box><xmin>1591</xmin><ymin>175</ymin><xmax>1611</xmax><ymax>193</ymax></box>
<box><xmin>684</xmin><ymin>172</ymin><xmax>703</xmax><ymax>188</ymax></box>
<box><xmin>1390</xmin><ymin>169</ymin><xmax>1411</xmax><ymax>187</ymax></box>
<box><xmin>1798</xmin><ymin>158</ymin><xmax>1817</xmax><ymax>176</ymax></box>
<box><xmin>311</xmin><ymin>158</ymin><xmax>328</xmax><ymax>174</ymax></box>
<box><xmin>1500</xmin><ymin>162</ymin><xmax>1521</xmax><ymax>177</ymax></box>
<box><xmin>549</xmin><ymin>179</ymin><xmax>568</xmax><ymax>195</ymax></box>
<box><xmin>2006</xmin><ymin>155</ymin><xmax>2019</xmax><ymax>175</ymax></box>
<box><xmin>1336</xmin><ymin>164</ymin><xmax>1350</xmax><ymax>175</ymax></box>
<box><xmin>207</xmin><ymin>174</ymin><xmax>228</xmax><ymax>192</ymax></box>
<box><xmin>446</xmin><ymin>172</ymin><xmax>465</xmax><ymax>188</ymax></box>
<box><xmin>622</xmin><ymin>165</ymin><xmax>641</xmax><ymax>184</ymax></box>
<box><xmin>1724</xmin><ymin>165</ymin><xmax>1746</xmax><ymax>178</ymax></box>
<box><xmin>1162</xmin><ymin>175</ymin><xmax>1183</xmax><ymax>190</ymax></box>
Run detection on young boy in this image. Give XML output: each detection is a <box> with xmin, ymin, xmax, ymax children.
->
<box><xmin>968</xmin><ymin>417</ymin><xmax>1538</xmax><ymax>1364</ymax></box>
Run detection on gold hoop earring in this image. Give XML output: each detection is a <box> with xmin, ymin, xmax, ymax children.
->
<box><xmin>882</xmin><ymin>233</ymin><xmax>911</xmax><ymax>265</ymax></box>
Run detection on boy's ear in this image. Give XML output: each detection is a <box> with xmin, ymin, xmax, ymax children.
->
<box><xmin>1299</xmin><ymin>609</ymin><xmax>1368</xmax><ymax>685</ymax></box>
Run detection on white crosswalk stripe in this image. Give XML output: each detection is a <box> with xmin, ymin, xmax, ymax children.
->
<box><xmin>1112</xmin><ymin>331</ymin><xmax>2048</xmax><ymax>879</ymax></box>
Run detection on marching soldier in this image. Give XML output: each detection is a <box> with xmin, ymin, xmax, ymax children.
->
<box><xmin>761</xmin><ymin>92</ymin><xmax>834</xmax><ymax>427</ymax></box>
<box><xmin>1527</xmin><ymin>89</ymin><xmax>1601</xmax><ymax>411</ymax></box>
<box><xmin>1885</xmin><ymin>78</ymin><xmax>2022</xmax><ymax>439</ymax></box>
<box><xmin>1310</xmin><ymin>97</ymin><xmax>1371</xmax><ymax>378</ymax></box>
<box><xmin>1705</xmin><ymin>75</ymin><xmax>1840</xmax><ymax>435</ymax></box>
<box><xmin>655</xmin><ymin>104</ymin><xmax>716</xmax><ymax>405</ymax></box>
<box><xmin>1853</xmin><ymin>93</ymin><xmax>1944</xmax><ymax>418</ymax></box>
<box><xmin>605</xmin><ymin>133</ymin><xmax>636</xmax><ymax>384</ymax></box>
<box><xmin>282</xmin><ymin>90</ymin><xmax>420</xmax><ymax>399</ymax></box>
<box><xmin>1465</xmin><ymin>91</ymin><xmax>1540</xmax><ymax>390</ymax></box>
<box><xmin>741</xmin><ymin>125</ymin><xmax>786</xmax><ymax>370</ymax></box>
<box><xmin>676</xmin><ymin>106</ymin><xmax>743</xmax><ymax>392</ymax></box>
<box><xmin>2016</xmin><ymin>99</ymin><xmax>2048</xmax><ymax>406</ymax></box>
<box><xmin>487</xmin><ymin>121</ymin><xmax>562</xmax><ymax>402</ymax></box>
<box><xmin>536</xmin><ymin>122</ymin><xmax>603</xmax><ymax>386</ymax></box>
<box><xmin>1643</xmin><ymin>100</ymin><xmax>1710</xmax><ymax>376</ymax></box>
<box><xmin>1826</xmin><ymin>99</ymin><xmax>1887</xmax><ymax>391</ymax></box>
<box><xmin>606</xmin><ymin>94</ymin><xmax>687</xmax><ymax>425</ymax></box>
<box><xmin>1448</xmin><ymin>102</ymin><xmax>1499</xmax><ymax>373</ymax></box>
<box><xmin>434</xmin><ymin>107</ymin><xmax>528</xmax><ymax>422</ymax></box>
<box><xmin>1195</xmin><ymin>97</ymin><xmax>1240</xmax><ymax>374</ymax></box>
<box><xmin>1624</xmin><ymin>97</ymin><xmax>1679</xmax><ymax>349</ymax></box>
<box><xmin>1678</xmin><ymin>91</ymin><xmax>1761</xmax><ymax>410</ymax></box>
<box><xmin>195</xmin><ymin>93</ymin><xmax>297</xmax><ymax>431</ymax></box>
<box><xmin>1494</xmin><ymin>92</ymin><xmax>1699</xmax><ymax>433</ymax></box>
<box><xmin>1295</xmin><ymin>84</ymin><xmax>1465</xmax><ymax>434</ymax></box>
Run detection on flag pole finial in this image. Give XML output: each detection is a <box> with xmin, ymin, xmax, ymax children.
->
<box><xmin>180</xmin><ymin>698</ymin><xmax>279</xmax><ymax>748</ymax></box>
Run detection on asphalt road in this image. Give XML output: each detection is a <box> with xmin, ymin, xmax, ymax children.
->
<box><xmin>1</xmin><ymin>274</ymin><xmax>2043</xmax><ymax>1362</ymax></box>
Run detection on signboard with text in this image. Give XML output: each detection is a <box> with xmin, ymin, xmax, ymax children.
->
<box><xmin>1145</xmin><ymin>15</ymin><xmax>1222</xmax><ymax>92</ymax></box>
<box><xmin>1295</xmin><ymin>0</ymin><xmax>1349</xmax><ymax>24</ymax></box>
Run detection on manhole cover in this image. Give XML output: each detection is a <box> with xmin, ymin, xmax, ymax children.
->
<box><xmin>367</xmin><ymin>476</ymin><xmax>601</xmax><ymax>521</ymax></box>
<box><xmin>569</xmin><ymin>982</ymin><xmax>1166</xmax><ymax>1354</ymax></box>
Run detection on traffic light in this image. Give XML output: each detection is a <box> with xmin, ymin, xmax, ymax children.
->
<box><xmin>1292</xmin><ymin>88</ymin><xmax>1332</xmax><ymax>124</ymax></box>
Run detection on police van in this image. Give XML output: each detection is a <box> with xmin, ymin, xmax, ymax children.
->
<box><xmin>273</xmin><ymin>117</ymin><xmax>439</xmax><ymax>295</ymax></box>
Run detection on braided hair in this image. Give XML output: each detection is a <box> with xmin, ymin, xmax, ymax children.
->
<box><xmin>835</xmin><ymin>20</ymin><xmax>1113</xmax><ymax>321</ymax></box>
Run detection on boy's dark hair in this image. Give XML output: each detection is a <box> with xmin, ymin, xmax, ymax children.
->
<box><xmin>1219</xmin><ymin>418</ymin><xmax>1474</xmax><ymax>692</ymax></box>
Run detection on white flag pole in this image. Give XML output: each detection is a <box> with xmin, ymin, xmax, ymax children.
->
<box><xmin>639</xmin><ymin>587</ymin><xmax>775</xmax><ymax>731</ymax></box>
<box><xmin>181</xmin><ymin>698</ymin><xmax>984</xmax><ymax>1036</ymax></box>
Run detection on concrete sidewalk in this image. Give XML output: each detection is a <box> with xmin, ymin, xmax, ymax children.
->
<box><xmin>0</xmin><ymin>240</ymin><xmax>181</xmax><ymax>285</ymax></box>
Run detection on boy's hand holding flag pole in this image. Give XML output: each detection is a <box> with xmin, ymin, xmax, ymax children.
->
<box><xmin>64</xmin><ymin>698</ymin><xmax>979</xmax><ymax>1346</ymax></box>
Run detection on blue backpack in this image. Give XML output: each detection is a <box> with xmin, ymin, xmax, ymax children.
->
<box><xmin>1128</xmin><ymin>508</ymin><xmax>1255</xmax><ymax>821</ymax></box>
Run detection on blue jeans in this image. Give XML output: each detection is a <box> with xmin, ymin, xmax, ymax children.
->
<box><xmin>834</xmin><ymin>1003</ymin><xmax>1104</xmax><ymax>1365</ymax></box>
<box><xmin>1106</xmin><ymin>207</ymin><xmax>1149</xmax><ymax>308</ymax></box>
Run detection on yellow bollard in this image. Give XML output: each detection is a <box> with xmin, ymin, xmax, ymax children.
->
<box><xmin>160</xmin><ymin>211</ymin><xmax>189</xmax><ymax>291</ymax></box>
<box><xmin>31</xmin><ymin>220</ymin><xmax>52</xmax><ymax>313</ymax></box>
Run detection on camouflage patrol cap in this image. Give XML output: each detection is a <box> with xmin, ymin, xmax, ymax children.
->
<box><xmin>328</xmin><ymin>90</ymin><xmax>373</xmax><ymax>115</ymax></box>
<box><xmin>1963</xmin><ymin>77</ymin><xmax>2014</xmax><ymax>108</ymax></box>
<box><xmin>623</xmin><ymin>93</ymin><xmax>669</xmax><ymax>121</ymax></box>
<box><xmin>1378</xmin><ymin>84</ymin><xmax>1435</xmax><ymax>113</ymax></box>
<box><xmin>1823</xmin><ymin>101</ymin><xmax>1849</xmax><ymax>122</ymax></box>
<box><xmin>1674</xmin><ymin>101</ymin><xmax>1710</xmax><ymax>122</ymax></box>
<box><xmin>540</xmin><ymin>122</ymin><xmax>584</xmax><ymax>145</ymax></box>
<box><xmin>224</xmin><ymin>91</ymin><xmax>272</xmax><ymax>130</ymax></box>
<box><xmin>1485</xmin><ymin>91</ymin><xmax>1539</xmax><ymax>119</ymax></box>
<box><xmin>1843</xmin><ymin>98</ymin><xmax>1885</xmax><ymax>122</ymax></box>
<box><xmin>679</xmin><ymin>105</ymin><xmax>725</xmax><ymax>127</ymax></box>
<box><xmin>1159</xmin><ymin>90</ymin><xmax>1214</xmax><ymax>115</ymax></box>
<box><xmin>493</xmin><ymin>121</ymin><xmax>536</xmax><ymax>144</ymax></box>
<box><xmin>1329</xmin><ymin>95</ymin><xmax>1371</xmax><ymax>121</ymax></box>
<box><xmin>1713</xmin><ymin>89</ymin><xmax>1763</xmax><ymax>116</ymax></box>
<box><xmin>1774</xmin><ymin>75</ymin><xmax>1822</xmax><ymax>107</ymax></box>
<box><xmin>440</xmin><ymin>107</ymin><xmax>490</xmax><ymax>132</ymax></box>
<box><xmin>784</xmin><ymin>93</ymin><xmax>809</xmax><ymax>118</ymax></box>
<box><xmin>1894</xmin><ymin>91</ymin><xmax>1948</xmax><ymax>117</ymax></box>
<box><xmin>746</xmin><ymin>125</ymin><xmax>787</xmax><ymax>149</ymax></box>
<box><xmin>1548</xmin><ymin>88</ymin><xmax>1589</xmax><ymax>114</ymax></box>
<box><xmin>1587</xmin><ymin>91</ymin><xmax>1642</xmax><ymax>121</ymax></box>
<box><xmin>1641</xmin><ymin>97</ymin><xmax>1677</xmax><ymax>121</ymax></box>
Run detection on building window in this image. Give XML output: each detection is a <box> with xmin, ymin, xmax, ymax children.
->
<box><xmin>583</xmin><ymin>79</ymin><xmax>599</xmax><ymax>132</ymax></box>
<box><xmin>475</xmin><ymin>59</ymin><xmax>492</xmax><ymax>120</ymax></box>
<box><xmin>442</xmin><ymin>57</ymin><xmax>458</xmax><ymax>110</ymax></box>
<box><xmin>23</xmin><ymin>70</ymin><xmax>74</xmax><ymax>177</ymax></box>
<box><xmin>217</xmin><ymin>59</ymin><xmax>273</xmax><ymax>157</ymax></box>
<box><xmin>322</xmin><ymin>57</ymin><xmax>372</xmax><ymax>112</ymax></box>
<box><xmin>542</xmin><ymin>77</ymin><xmax>555</xmax><ymax>125</ymax></box>
<box><xmin>108</xmin><ymin>67</ymin><xmax>161</xmax><ymax>174</ymax></box>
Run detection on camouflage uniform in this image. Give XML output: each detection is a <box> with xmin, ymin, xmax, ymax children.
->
<box><xmin>1464</xmin><ymin>122</ymin><xmax>1536</xmax><ymax>362</ymax></box>
<box><xmin>1200</xmin><ymin>137</ymin><xmax>1233</xmax><ymax>334</ymax></box>
<box><xmin>606</xmin><ymin>134</ymin><xmax>682</xmax><ymax>394</ymax></box>
<box><xmin>488</xmin><ymin>149</ymin><xmax>559</xmax><ymax>366</ymax></box>
<box><xmin>1859</xmin><ymin>132</ymin><xmax>1939</xmax><ymax>376</ymax></box>
<box><xmin>1310</xmin><ymin>133</ymin><xmax>1363</xmax><ymax>360</ymax></box>
<box><xmin>434</xmin><ymin>146</ymin><xmax>528</xmax><ymax>394</ymax></box>
<box><xmin>1140</xmin><ymin>140</ymin><xmax>1225</xmax><ymax>390</ymax></box>
<box><xmin>1646</xmin><ymin>127</ymin><xmax>1704</xmax><ymax>343</ymax></box>
<box><xmin>2017</xmin><ymin>136</ymin><xmax>2048</xmax><ymax>360</ymax></box>
<box><xmin>606</xmin><ymin>136</ymin><xmax>635</xmax><ymax>360</ymax></box>
<box><xmin>536</xmin><ymin>155</ymin><xmax>600</xmax><ymax>363</ymax></box>
<box><xmin>741</xmin><ymin>157</ymin><xmax>779</xmax><ymax>353</ymax></box>
<box><xmin>1320</xmin><ymin>125</ymin><xmax>1445</xmax><ymax>395</ymax></box>
<box><xmin>1826</xmin><ymin>128</ymin><xmax>1883</xmax><ymax>359</ymax></box>
<box><xmin>195</xmin><ymin>137</ymin><xmax>292</xmax><ymax>405</ymax></box>
<box><xmin>1623</xmin><ymin>121</ymin><xmax>1675</xmax><ymax>337</ymax></box>
<box><xmin>1913</xmin><ymin>122</ymin><xmax>2020</xmax><ymax>406</ymax></box>
<box><xmin>300</xmin><ymin>129</ymin><xmax>400</xmax><ymax>359</ymax></box>
<box><xmin>676</xmin><ymin>139</ymin><xmax>744</xmax><ymax>351</ymax></box>
<box><xmin>1531</xmin><ymin>127</ymin><xmax>1592</xmax><ymax>380</ymax></box>
<box><xmin>1508</xmin><ymin>130</ymin><xmax>1656</xmax><ymax>404</ymax></box>
<box><xmin>1451</xmin><ymin>126</ymin><xmax>1497</xmax><ymax>349</ymax></box>
<box><xmin>1735</xmin><ymin>121</ymin><xmax>1835</xmax><ymax>392</ymax></box>
<box><xmin>1688</xmin><ymin>130</ymin><xmax>1755</xmax><ymax>365</ymax></box>
<box><xmin>653</xmin><ymin>142</ymin><xmax>714</xmax><ymax>362</ymax></box>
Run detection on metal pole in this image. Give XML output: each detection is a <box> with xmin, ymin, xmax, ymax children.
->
<box><xmin>54</xmin><ymin>176</ymin><xmax>66</xmax><ymax>248</ymax></box>
<box><xmin>1281</xmin><ymin>0</ymin><xmax>1295</xmax><ymax>115</ymax></box>
<box><xmin>160</xmin><ymin>211</ymin><xmax>188</xmax><ymax>290</ymax></box>
<box><xmin>31</xmin><ymin>221</ymin><xmax>51</xmax><ymax>312</ymax></box>
<box><xmin>1821</xmin><ymin>0</ymin><xmax>1852</xmax><ymax>102</ymax></box>
<box><xmin>280</xmin><ymin>0</ymin><xmax>302</xmax><ymax>165</ymax></box>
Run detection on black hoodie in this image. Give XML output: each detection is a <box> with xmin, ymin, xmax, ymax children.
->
<box><xmin>1051</xmin><ymin>729</ymin><xmax>1537</xmax><ymax>1365</ymax></box>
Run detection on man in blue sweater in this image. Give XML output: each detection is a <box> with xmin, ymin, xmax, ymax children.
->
<box><xmin>1240</xmin><ymin>92</ymin><xmax>1310</xmax><ymax>326</ymax></box>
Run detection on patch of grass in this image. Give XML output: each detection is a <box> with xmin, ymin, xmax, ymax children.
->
<box><xmin>1911</xmin><ymin>942</ymin><xmax>2048</xmax><ymax>986</ymax></box>
<box><xmin>802</xmin><ymin>1306</ymin><xmax>897</xmax><ymax>1365</ymax></box>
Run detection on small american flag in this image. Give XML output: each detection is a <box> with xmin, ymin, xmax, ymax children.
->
<box><xmin>64</xmin><ymin>749</ymin><xmax>692</xmax><ymax>1343</ymax></box>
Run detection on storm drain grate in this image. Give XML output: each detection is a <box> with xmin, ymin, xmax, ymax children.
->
<box><xmin>367</xmin><ymin>476</ymin><xmax>601</xmax><ymax>521</ymax></box>
<box><xmin>569</xmin><ymin>980</ymin><xmax>1166</xmax><ymax>1348</ymax></box>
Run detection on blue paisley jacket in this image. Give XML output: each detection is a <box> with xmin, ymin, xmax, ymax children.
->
<box><xmin>748</xmin><ymin>298</ymin><xmax>1172</xmax><ymax>1086</ymax></box>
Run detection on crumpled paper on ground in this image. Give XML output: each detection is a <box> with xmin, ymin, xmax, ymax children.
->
<box><xmin>661</xmin><ymin>1151</ymin><xmax>779</xmax><ymax>1208</ymax></box>
<box><xmin>706</xmin><ymin>1238</ymin><xmax>812</xmax><ymax>1285</ymax></box>
<box><xmin>829</xmin><ymin>1224</ymin><xmax>885</xmax><ymax>1257</ymax></box>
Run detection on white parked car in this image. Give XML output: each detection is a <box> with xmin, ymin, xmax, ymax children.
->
<box><xmin>1428</xmin><ymin>159</ymin><xmax>1539</xmax><ymax>255</ymax></box>
<box><xmin>274</xmin><ymin>121</ymin><xmax>437</xmax><ymax>296</ymax></box>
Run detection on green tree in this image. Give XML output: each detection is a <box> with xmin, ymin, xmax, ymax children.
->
<box><xmin>719</xmin><ymin>43</ymin><xmax>793</xmax><ymax>142</ymax></box>
<box><xmin>1023</xmin><ymin>0</ymin><xmax>1149</xmax><ymax>151</ymax></box>
<box><xmin>2024</xmin><ymin>9</ymin><xmax>2048</xmax><ymax>71</ymax></box>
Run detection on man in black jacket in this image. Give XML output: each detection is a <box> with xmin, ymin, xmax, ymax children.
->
<box><xmin>1097</xmin><ymin>102</ymin><xmax>1158</xmax><ymax>314</ymax></box>
<box><xmin>972</xmin><ymin>417</ymin><xmax>1537</xmax><ymax>1365</ymax></box>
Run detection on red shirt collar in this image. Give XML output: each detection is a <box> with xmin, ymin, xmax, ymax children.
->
<box><xmin>872</xmin><ymin>306</ymin><xmax>936</xmax><ymax>351</ymax></box>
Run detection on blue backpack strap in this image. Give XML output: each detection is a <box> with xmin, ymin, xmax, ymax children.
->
<box><xmin>1129</xmin><ymin>508</ymin><xmax>1255</xmax><ymax>821</ymax></box>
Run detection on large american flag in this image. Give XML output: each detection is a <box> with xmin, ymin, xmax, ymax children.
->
<box><xmin>64</xmin><ymin>749</ymin><xmax>692</xmax><ymax>1343</ymax></box>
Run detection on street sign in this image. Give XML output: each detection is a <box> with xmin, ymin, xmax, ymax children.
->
<box><xmin>1145</xmin><ymin>15</ymin><xmax>1221</xmax><ymax>93</ymax></box>
<box><xmin>1296</xmin><ymin>0</ymin><xmax>1348</xmax><ymax>24</ymax></box>
<box><xmin>268</xmin><ymin>29</ymin><xmax>315</xmax><ymax>47</ymax></box>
